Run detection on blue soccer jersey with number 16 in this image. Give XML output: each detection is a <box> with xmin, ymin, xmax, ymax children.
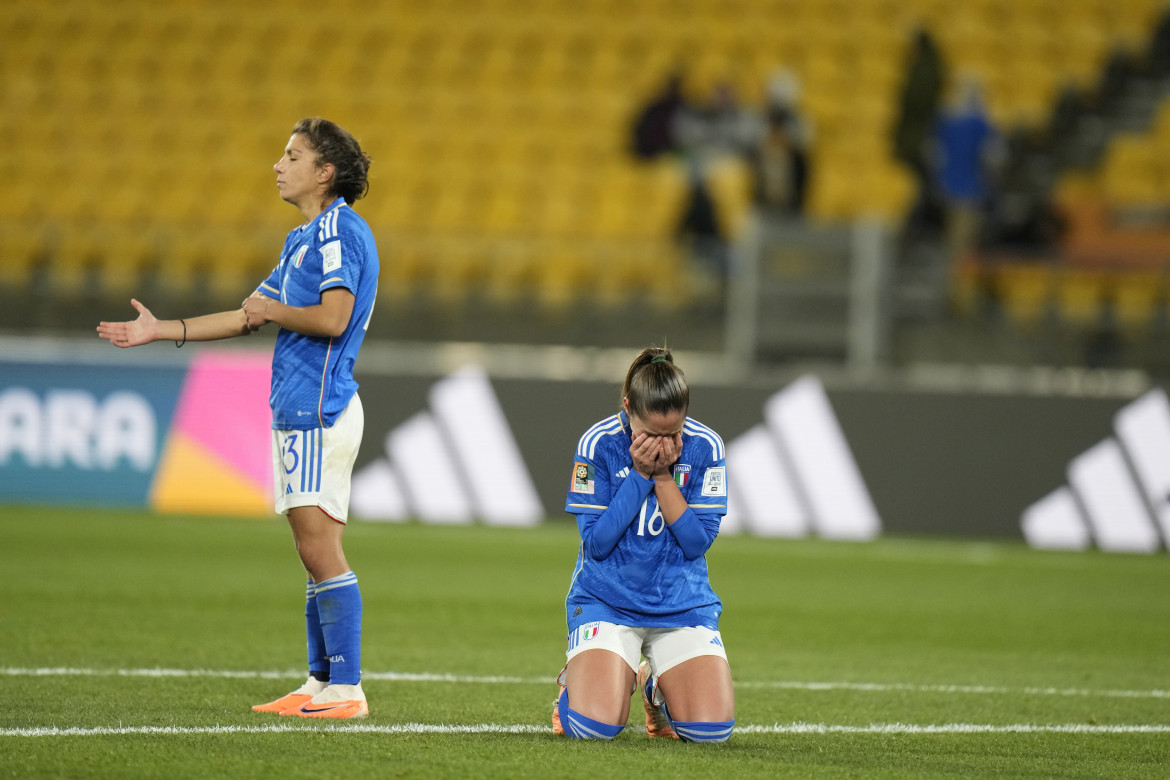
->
<box><xmin>563</xmin><ymin>410</ymin><xmax>728</xmax><ymax>634</ymax></box>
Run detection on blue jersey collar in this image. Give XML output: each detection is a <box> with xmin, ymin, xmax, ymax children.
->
<box><xmin>298</xmin><ymin>198</ymin><xmax>348</xmax><ymax>232</ymax></box>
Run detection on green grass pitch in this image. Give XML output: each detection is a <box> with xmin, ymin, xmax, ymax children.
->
<box><xmin>2</xmin><ymin>506</ymin><xmax>1168</xmax><ymax>778</ymax></box>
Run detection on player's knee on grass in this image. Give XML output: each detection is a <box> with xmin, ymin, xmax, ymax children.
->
<box><xmin>670</xmin><ymin>719</ymin><xmax>735</xmax><ymax>743</ymax></box>
<box><xmin>556</xmin><ymin>687</ymin><xmax>625</xmax><ymax>740</ymax></box>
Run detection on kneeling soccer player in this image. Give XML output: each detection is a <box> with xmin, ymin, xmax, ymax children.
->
<box><xmin>551</xmin><ymin>347</ymin><xmax>734</xmax><ymax>743</ymax></box>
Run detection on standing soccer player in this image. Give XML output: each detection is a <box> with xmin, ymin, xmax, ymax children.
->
<box><xmin>552</xmin><ymin>347</ymin><xmax>735</xmax><ymax>742</ymax></box>
<box><xmin>97</xmin><ymin>118</ymin><xmax>379</xmax><ymax>719</ymax></box>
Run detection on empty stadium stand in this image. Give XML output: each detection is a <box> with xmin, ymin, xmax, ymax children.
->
<box><xmin>0</xmin><ymin>0</ymin><xmax>1166</xmax><ymax>356</ymax></box>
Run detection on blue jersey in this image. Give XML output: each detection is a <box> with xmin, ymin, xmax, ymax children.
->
<box><xmin>258</xmin><ymin>198</ymin><xmax>379</xmax><ymax>430</ymax></box>
<box><xmin>563</xmin><ymin>410</ymin><xmax>728</xmax><ymax>633</ymax></box>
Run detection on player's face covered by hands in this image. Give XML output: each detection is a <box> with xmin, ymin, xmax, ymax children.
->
<box><xmin>628</xmin><ymin>410</ymin><xmax>685</xmax><ymax>478</ymax></box>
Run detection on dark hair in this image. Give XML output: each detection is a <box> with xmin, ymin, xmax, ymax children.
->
<box><xmin>621</xmin><ymin>346</ymin><xmax>689</xmax><ymax>419</ymax></box>
<box><xmin>291</xmin><ymin>117</ymin><xmax>371</xmax><ymax>205</ymax></box>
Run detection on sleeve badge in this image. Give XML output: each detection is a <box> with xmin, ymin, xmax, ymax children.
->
<box><xmin>572</xmin><ymin>461</ymin><xmax>594</xmax><ymax>494</ymax></box>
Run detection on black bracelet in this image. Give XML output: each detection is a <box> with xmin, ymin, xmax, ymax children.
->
<box><xmin>175</xmin><ymin>318</ymin><xmax>186</xmax><ymax>348</ymax></box>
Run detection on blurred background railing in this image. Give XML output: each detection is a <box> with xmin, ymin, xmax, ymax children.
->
<box><xmin>3</xmin><ymin>0</ymin><xmax>1169</xmax><ymax>379</ymax></box>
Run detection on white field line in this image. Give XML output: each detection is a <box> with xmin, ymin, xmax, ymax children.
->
<box><xmin>3</xmin><ymin>667</ymin><xmax>1168</xmax><ymax>700</ymax></box>
<box><xmin>3</xmin><ymin>723</ymin><xmax>1170</xmax><ymax>738</ymax></box>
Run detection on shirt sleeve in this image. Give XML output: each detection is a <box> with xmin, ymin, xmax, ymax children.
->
<box><xmin>257</xmin><ymin>249</ymin><xmax>285</xmax><ymax>299</ymax></box>
<box><xmin>575</xmin><ymin>471</ymin><xmax>655</xmax><ymax>559</ymax></box>
<box><xmin>318</xmin><ymin>216</ymin><xmax>365</xmax><ymax>295</ymax></box>
<box><xmin>666</xmin><ymin>507</ymin><xmax>722</xmax><ymax>560</ymax></box>
<box><xmin>667</xmin><ymin>434</ymin><xmax>728</xmax><ymax>558</ymax></box>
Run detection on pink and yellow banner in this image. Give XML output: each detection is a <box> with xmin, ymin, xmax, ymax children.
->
<box><xmin>150</xmin><ymin>352</ymin><xmax>273</xmax><ymax>517</ymax></box>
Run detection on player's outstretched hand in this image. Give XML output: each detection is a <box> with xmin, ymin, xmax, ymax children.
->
<box><xmin>96</xmin><ymin>298</ymin><xmax>158</xmax><ymax>348</ymax></box>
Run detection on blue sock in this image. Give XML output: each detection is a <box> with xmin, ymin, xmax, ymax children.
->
<box><xmin>304</xmin><ymin>579</ymin><xmax>329</xmax><ymax>683</ymax></box>
<box><xmin>669</xmin><ymin>719</ymin><xmax>736</xmax><ymax>743</ymax></box>
<box><xmin>557</xmin><ymin>687</ymin><xmax>624</xmax><ymax>740</ymax></box>
<box><xmin>314</xmin><ymin>571</ymin><xmax>362</xmax><ymax>686</ymax></box>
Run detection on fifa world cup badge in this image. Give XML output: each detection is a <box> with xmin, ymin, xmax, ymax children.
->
<box><xmin>572</xmin><ymin>462</ymin><xmax>594</xmax><ymax>494</ymax></box>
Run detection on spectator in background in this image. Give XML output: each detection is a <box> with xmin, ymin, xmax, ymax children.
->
<box><xmin>631</xmin><ymin>71</ymin><xmax>687</xmax><ymax>160</ymax></box>
<box><xmin>673</xmin><ymin>80</ymin><xmax>763</xmax><ymax>278</ymax></box>
<box><xmin>751</xmin><ymin>108</ymin><xmax>808</xmax><ymax>215</ymax></box>
<box><xmin>1150</xmin><ymin>6</ymin><xmax>1170</xmax><ymax>77</ymax></box>
<box><xmin>750</xmin><ymin>70</ymin><xmax>811</xmax><ymax>215</ymax></box>
<box><xmin>932</xmin><ymin>77</ymin><xmax>1001</xmax><ymax>260</ymax></box>
<box><xmin>762</xmin><ymin>67</ymin><xmax>813</xmax><ymax>152</ymax></box>
<box><xmin>673</xmin><ymin>80</ymin><xmax>762</xmax><ymax>166</ymax></box>
<box><xmin>894</xmin><ymin>27</ymin><xmax>947</xmax><ymax>234</ymax></box>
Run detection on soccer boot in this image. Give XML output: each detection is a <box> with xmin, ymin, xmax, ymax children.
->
<box><xmin>551</xmin><ymin>689</ymin><xmax>566</xmax><ymax>735</ymax></box>
<box><xmin>637</xmin><ymin>660</ymin><xmax>678</xmax><ymax>739</ymax></box>
<box><xmin>252</xmin><ymin>676</ymin><xmax>327</xmax><ymax>715</ymax></box>
<box><xmin>551</xmin><ymin>666</ymin><xmax>567</xmax><ymax>735</ymax></box>
<box><xmin>296</xmin><ymin>682</ymin><xmax>369</xmax><ymax>719</ymax></box>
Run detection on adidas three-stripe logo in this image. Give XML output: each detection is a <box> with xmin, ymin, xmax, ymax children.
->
<box><xmin>318</xmin><ymin>206</ymin><xmax>341</xmax><ymax>241</ymax></box>
<box><xmin>723</xmin><ymin>376</ymin><xmax>881</xmax><ymax>541</ymax></box>
<box><xmin>350</xmin><ymin>367</ymin><xmax>543</xmax><ymax>526</ymax></box>
<box><xmin>1023</xmin><ymin>387</ymin><xmax>1170</xmax><ymax>553</ymax></box>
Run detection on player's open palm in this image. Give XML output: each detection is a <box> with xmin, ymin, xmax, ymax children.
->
<box><xmin>96</xmin><ymin>298</ymin><xmax>158</xmax><ymax>348</ymax></box>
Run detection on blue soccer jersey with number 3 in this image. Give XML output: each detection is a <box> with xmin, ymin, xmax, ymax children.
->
<box><xmin>564</xmin><ymin>410</ymin><xmax>728</xmax><ymax>633</ymax></box>
<box><xmin>257</xmin><ymin>197</ymin><xmax>379</xmax><ymax>431</ymax></box>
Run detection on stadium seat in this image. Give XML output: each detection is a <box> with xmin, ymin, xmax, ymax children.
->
<box><xmin>7</xmin><ymin>0</ymin><xmax>1168</xmax><ymax>314</ymax></box>
<box><xmin>1112</xmin><ymin>272</ymin><xmax>1164</xmax><ymax>331</ymax></box>
<box><xmin>1056</xmin><ymin>270</ymin><xmax>1108</xmax><ymax>326</ymax></box>
<box><xmin>0</xmin><ymin>224</ymin><xmax>46</xmax><ymax>291</ymax></box>
<box><xmin>996</xmin><ymin>265</ymin><xmax>1054</xmax><ymax>326</ymax></box>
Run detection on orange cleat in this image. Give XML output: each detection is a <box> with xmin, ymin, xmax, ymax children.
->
<box><xmin>295</xmin><ymin>683</ymin><xmax>368</xmax><ymax>719</ymax></box>
<box><xmin>637</xmin><ymin>661</ymin><xmax>678</xmax><ymax>739</ymax></box>
<box><xmin>253</xmin><ymin>677</ymin><xmax>326</xmax><ymax>715</ymax></box>
<box><xmin>550</xmin><ymin>684</ymin><xmax>566</xmax><ymax>735</ymax></box>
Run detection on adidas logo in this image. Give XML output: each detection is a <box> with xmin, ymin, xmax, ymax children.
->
<box><xmin>1022</xmin><ymin>387</ymin><xmax>1170</xmax><ymax>554</ymax></box>
<box><xmin>350</xmin><ymin>366</ymin><xmax>543</xmax><ymax>526</ymax></box>
<box><xmin>722</xmin><ymin>376</ymin><xmax>881</xmax><ymax>541</ymax></box>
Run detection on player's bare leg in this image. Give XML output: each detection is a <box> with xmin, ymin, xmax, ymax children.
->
<box><xmin>654</xmin><ymin>655</ymin><xmax>734</xmax><ymax>722</ymax></box>
<box><xmin>644</xmin><ymin>655</ymin><xmax>734</xmax><ymax>742</ymax></box>
<box><xmin>553</xmin><ymin>649</ymin><xmax>634</xmax><ymax>738</ymax></box>
<box><xmin>284</xmin><ymin>505</ymin><xmax>366</xmax><ymax>719</ymax></box>
<box><xmin>287</xmin><ymin>505</ymin><xmax>349</xmax><ymax>582</ymax></box>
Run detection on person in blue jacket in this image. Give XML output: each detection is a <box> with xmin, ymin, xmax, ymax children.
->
<box><xmin>551</xmin><ymin>346</ymin><xmax>734</xmax><ymax>743</ymax></box>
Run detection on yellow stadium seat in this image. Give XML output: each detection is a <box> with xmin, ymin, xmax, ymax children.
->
<box><xmin>996</xmin><ymin>265</ymin><xmax>1054</xmax><ymax>326</ymax></box>
<box><xmin>0</xmin><ymin>224</ymin><xmax>46</xmax><ymax>291</ymax></box>
<box><xmin>536</xmin><ymin>243</ymin><xmax>593</xmax><ymax>311</ymax></box>
<box><xmin>1101</xmin><ymin>135</ymin><xmax>1163</xmax><ymax>207</ymax></box>
<box><xmin>7</xmin><ymin>0</ymin><xmax>1169</xmax><ymax>315</ymax></box>
<box><xmin>1056</xmin><ymin>270</ymin><xmax>1107</xmax><ymax>326</ymax></box>
<box><xmin>1113</xmin><ymin>272</ymin><xmax>1163</xmax><ymax>331</ymax></box>
<box><xmin>48</xmin><ymin>224</ymin><xmax>102</xmax><ymax>299</ymax></box>
<box><xmin>97</xmin><ymin>223</ymin><xmax>158</xmax><ymax>299</ymax></box>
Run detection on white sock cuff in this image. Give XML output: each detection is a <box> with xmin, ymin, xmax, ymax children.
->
<box><xmin>314</xmin><ymin>571</ymin><xmax>358</xmax><ymax>594</ymax></box>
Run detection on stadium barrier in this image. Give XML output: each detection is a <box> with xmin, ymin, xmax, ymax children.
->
<box><xmin>1</xmin><ymin>341</ymin><xmax>1167</xmax><ymax>551</ymax></box>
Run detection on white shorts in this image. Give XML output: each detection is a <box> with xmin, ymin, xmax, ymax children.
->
<box><xmin>272</xmin><ymin>394</ymin><xmax>363</xmax><ymax>523</ymax></box>
<box><xmin>563</xmin><ymin>621</ymin><xmax>729</xmax><ymax>683</ymax></box>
